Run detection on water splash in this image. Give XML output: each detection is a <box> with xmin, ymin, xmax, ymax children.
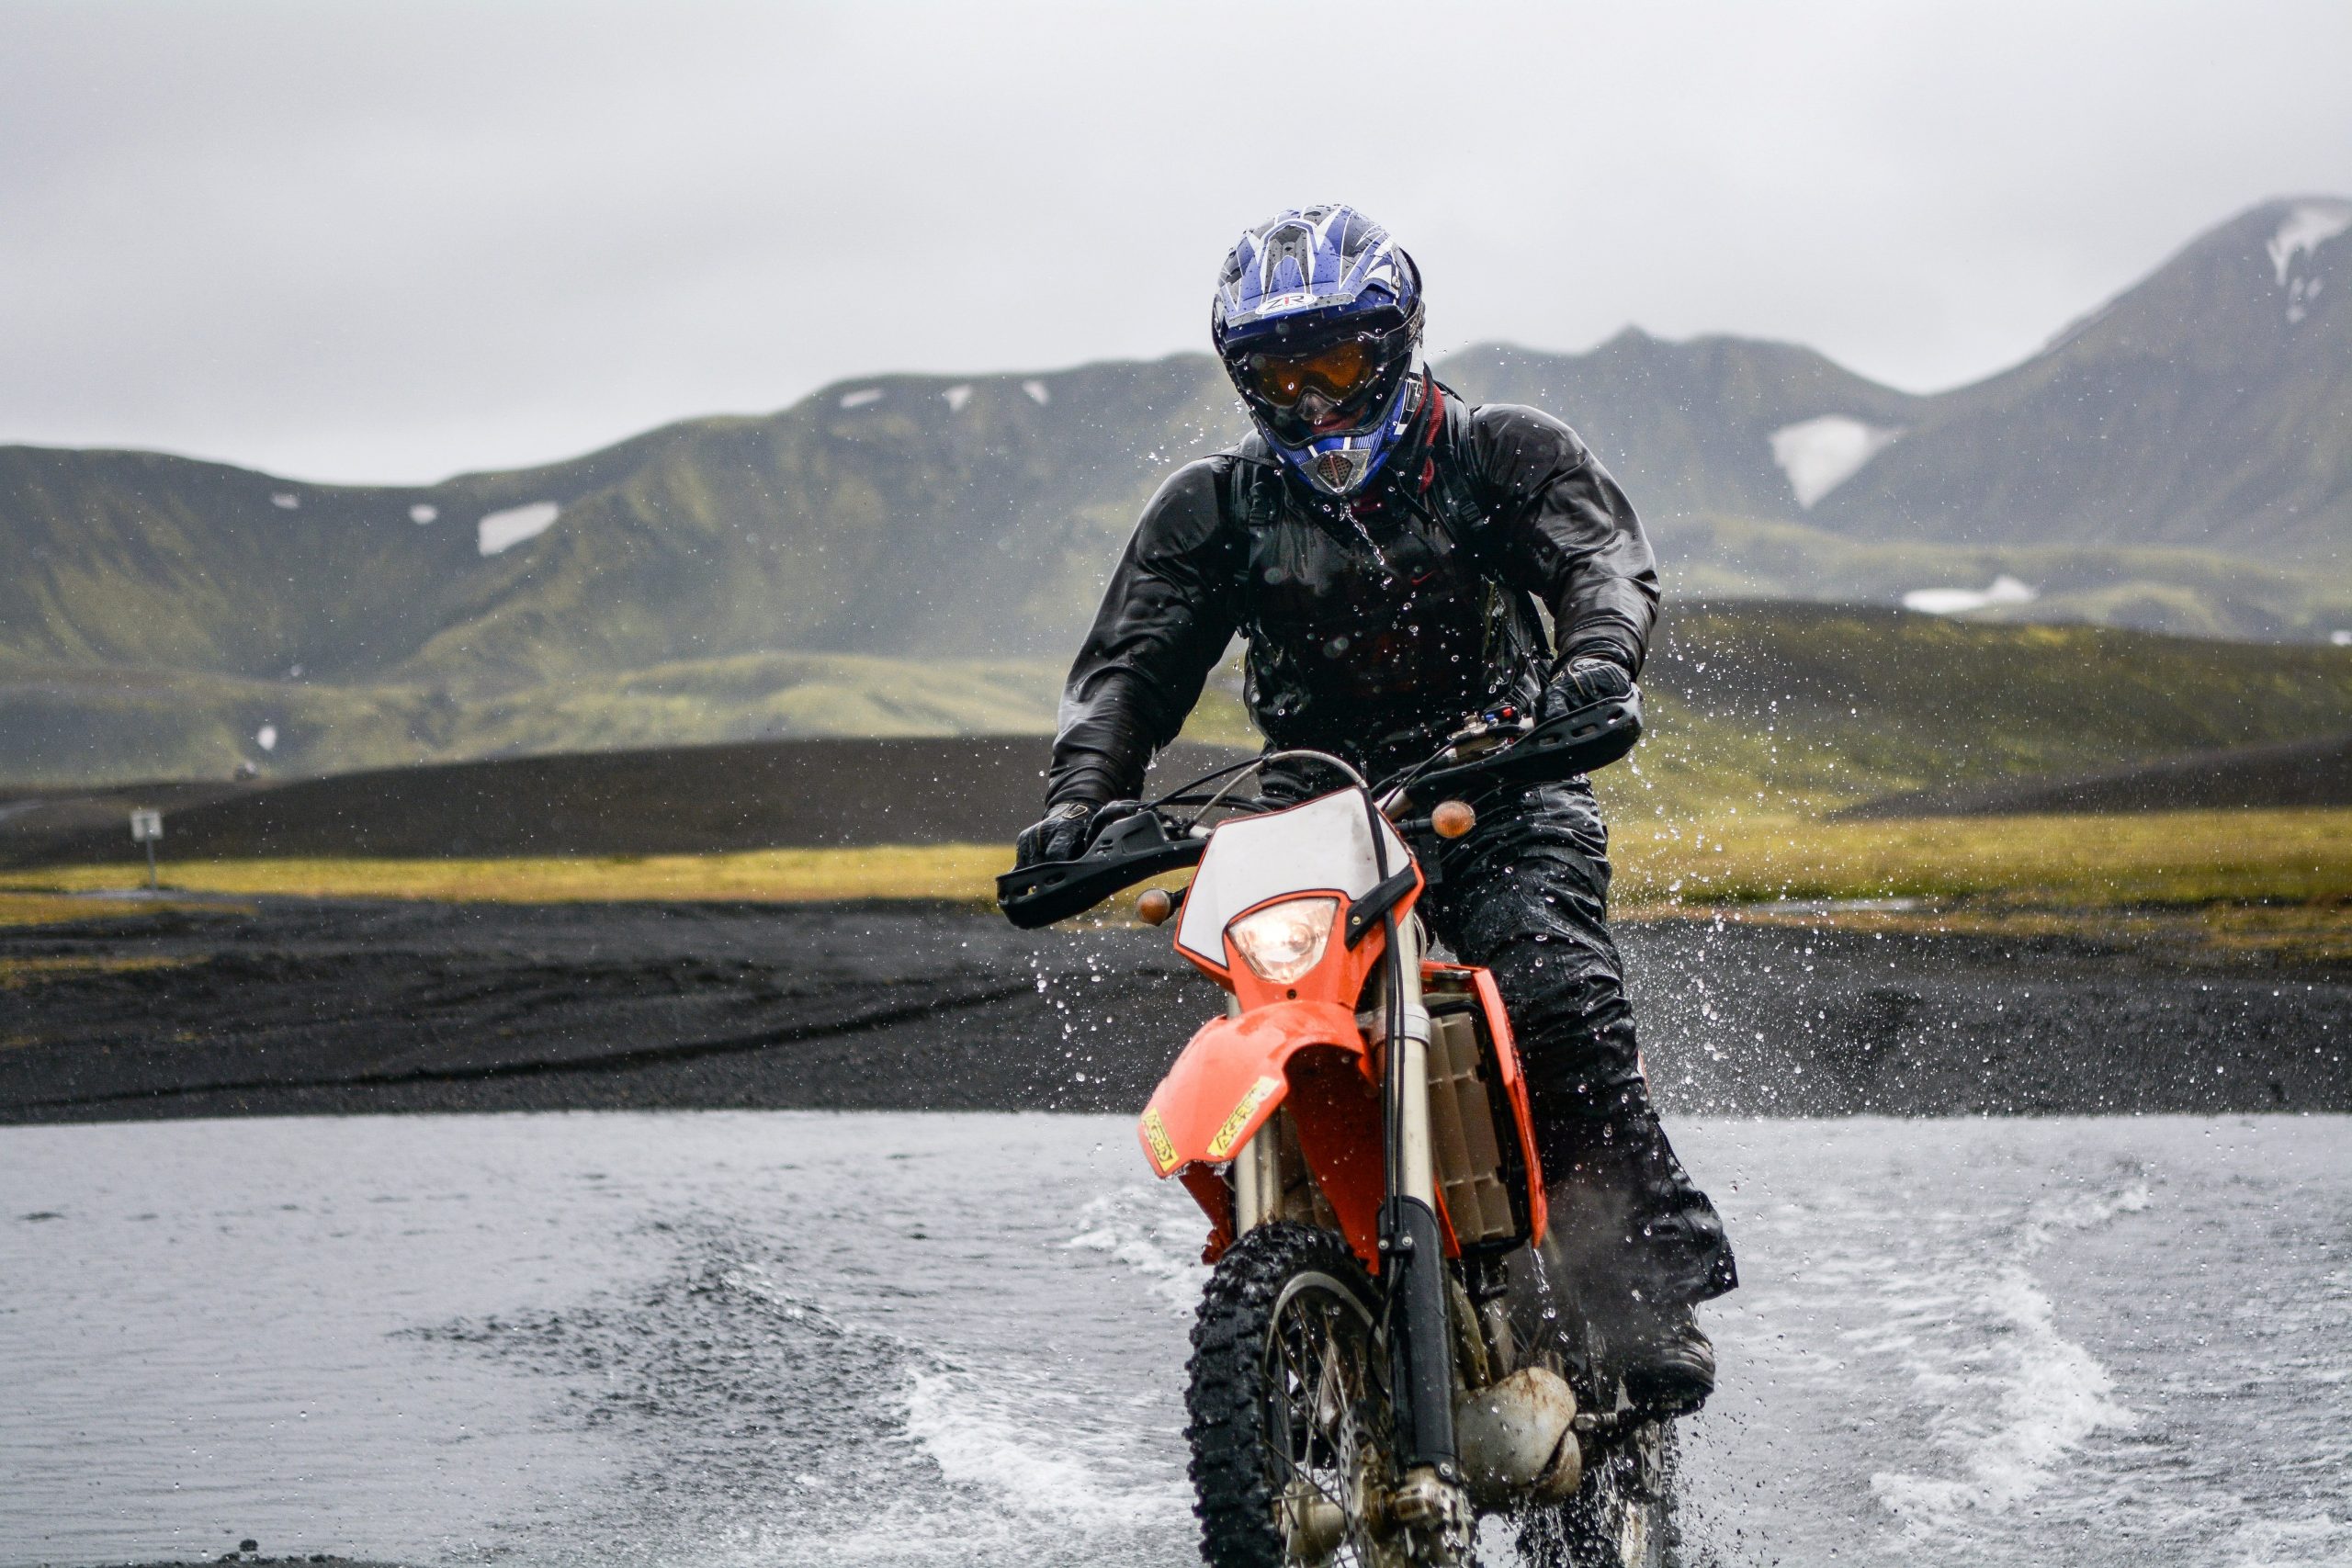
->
<box><xmin>1867</xmin><ymin>1179</ymin><xmax>2149</xmax><ymax>1540</ymax></box>
<box><xmin>1063</xmin><ymin>1189</ymin><xmax>1209</xmax><ymax>1317</ymax></box>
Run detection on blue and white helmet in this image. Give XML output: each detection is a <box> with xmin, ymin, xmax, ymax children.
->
<box><xmin>1212</xmin><ymin>205</ymin><xmax>1425</xmax><ymax>498</ymax></box>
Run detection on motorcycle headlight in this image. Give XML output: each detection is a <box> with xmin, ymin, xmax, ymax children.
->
<box><xmin>1227</xmin><ymin>897</ymin><xmax>1340</xmax><ymax>985</ymax></box>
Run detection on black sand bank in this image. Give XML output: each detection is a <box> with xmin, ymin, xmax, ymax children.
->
<box><xmin>4</xmin><ymin>898</ymin><xmax>2345</xmax><ymax>1123</ymax></box>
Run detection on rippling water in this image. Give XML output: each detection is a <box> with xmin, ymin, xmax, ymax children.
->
<box><xmin>3</xmin><ymin>1112</ymin><xmax>2346</xmax><ymax>1567</ymax></box>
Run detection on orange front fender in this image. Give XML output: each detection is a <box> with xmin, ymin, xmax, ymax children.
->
<box><xmin>1141</xmin><ymin>999</ymin><xmax>1388</xmax><ymax>1269</ymax></box>
<box><xmin>1138</xmin><ymin>1000</ymin><xmax>1363</xmax><ymax>1177</ymax></box>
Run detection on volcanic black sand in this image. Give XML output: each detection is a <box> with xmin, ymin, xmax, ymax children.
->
<box><xmin>10</xmin><ymin>726</ymin><xmax>2348</xmax><ymax>872</ymax></box>
<box><xmin>1841</xmin><ymin>729</ymin><xmax>2352</xmax><ymax>817</ymax></box>
<box><xmin>0</xmin><ymin>736</ymin><xmax>1248</xmax><ymax>867</ymax></box>
<box><xmin>5</xmin><ymin>896</ymin><xmax>2345</xmax><ymax>1123</ymax></box>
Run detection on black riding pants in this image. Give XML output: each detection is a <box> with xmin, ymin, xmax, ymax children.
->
<box><xmin>1419</xmin><ymin>780</ymin><xmax>1737</xmax><ymax>1309</ymax></box>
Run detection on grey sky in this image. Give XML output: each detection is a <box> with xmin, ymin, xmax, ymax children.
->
<box><xmin>5</xmin><ymin>0</ymin><xmax>2348</xmax><ymax>483</ymax></box>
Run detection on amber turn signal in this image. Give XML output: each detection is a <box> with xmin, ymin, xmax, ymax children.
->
<box><xmin>1137</xmin><ymin>887</ymin><xmax>1176</xmax><ymax>926</ymax></box>
<box><xmin>1431</xmin><ymin>800</ymin><xmax>1477</xmax><ymax>839</ymax></box>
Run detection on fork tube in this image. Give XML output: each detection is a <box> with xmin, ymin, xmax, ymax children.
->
<box><xmin>1231</xmin><ymin>1124</ymin><xmax>1281</xmax><ymax>1234</ymax></box>
<box><xmin>1380</xmin><ymin>915</ymin><xmax>1458</xmax><ymax>1476</ymax></box>
<box><xmin>1387</xmin><ymin>919</ymin><xmax>1436</xmax><ymax>1208</ymax></box>
<box><xmin>1232</xmin><ymin>1132</ymin><xmax>1262</xmax><ymax>1233</ymax></box>
<box><xmin>1227</xmin><ymin>991</ymin><xmax>1282</xmax><ymax>1235</ymax></box>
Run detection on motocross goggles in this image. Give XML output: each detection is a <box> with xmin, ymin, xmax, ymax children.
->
<box><xmin>1242</xmin><ymin>338</ymin><xmax>1379</xmax><ymax>410</ymax></box>
<box><xmin>1223</xmin><ymin>312</ymin><xmax>1416</xmax><ymax>448</ymax></box>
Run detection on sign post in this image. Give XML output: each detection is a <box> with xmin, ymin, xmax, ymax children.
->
<box><xmin>130</xmin><ymin>809</ymin><xmax>163</xmax><ymax>891</ymax></box>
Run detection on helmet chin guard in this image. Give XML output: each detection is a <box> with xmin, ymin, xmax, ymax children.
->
<box><xmin>1293</xmin><ymin>374</ymin><xmax>1423</xmax><ymax>496</ymax></box>
<box><xmin>1212</xmin><ymin>204</ymin><xmax>1424</xmax><ymax>499</ymax></box>
<box><xmin>1313</xmin><ymin>449</ymin><xmax>1370</xmax><ymax>494</ymax></box>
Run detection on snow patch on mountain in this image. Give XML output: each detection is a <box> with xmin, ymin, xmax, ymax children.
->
<box><xmin>478</xmin><ymin>502</ymin><xmax>560</xmax><ymax>557</ymax></box>
<box><xmin>1769</xmin><ymin>415</ymin><xmax>1900</xmax><ymax>508</ymax></box>
<box><xmin>2267</xmin><ymin>201</ymin><xmax>2351</xmax><ymax>323</ymax></box>
<box><xmin>838</xmin><ymin>388</ymin><xmax>884</xmax><ymax>410</ymax></box>
<box><xmin>409</xmin><ymin>503</ymin><xmax>438</xmax><ymax>525</ymax></box>
<box><xmin>942</xmin><ymin>384</ymin><xmax>973</xmax><ymax>412</ymax></box>
<box><xmin>1904</xmin><ymin>576</ymin><xmax>2038</xmax><ymax>616</ymax></box>
<box><xmin>2267</xmin><ymin>202</ymin><xmax>2352</xmax><ymax>286</ymax></box>
<box><xmin>1022</xmin><ymin>378</ymin><xmax>1051</xmax><ymax>406</ymax></box>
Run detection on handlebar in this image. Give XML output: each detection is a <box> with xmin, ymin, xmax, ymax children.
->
<box><xmin>995</xmin><ymin>808</ymin><xmax>1205</xmax><ymax>931</ymax></box>
<box><xmin>1395</xmin><ymin>686</ymin><xmax>1644</xmax><ymax>807</ymax></box>
<box><xmin>994</xmin><ymin>686</ymin><xmax>1643</xmax><ymax>929</ymax></box>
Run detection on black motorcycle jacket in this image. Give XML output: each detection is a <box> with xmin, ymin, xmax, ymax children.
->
<box><xmin>1046</xmin><ymin>377</ymin><xmax>1660</xmax><ymax>806</ymax></box>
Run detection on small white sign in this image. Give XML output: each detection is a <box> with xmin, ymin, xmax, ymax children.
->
<box><xmin>130</xmin><ymin>809</ymin><xmax>164</xmax><ymax>842</ymax></box>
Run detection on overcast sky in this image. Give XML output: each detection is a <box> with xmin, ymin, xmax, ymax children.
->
<box><xmin>5</xmin><ymin>0</ymin><xmax>2349</xmax><ymax>483</ymax></box>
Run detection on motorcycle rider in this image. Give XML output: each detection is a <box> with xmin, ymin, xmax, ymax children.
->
<box><xmin>1015</xmin><ymin>205</ymin><xmax>1735</xmax><ymax>1411</ymax></box>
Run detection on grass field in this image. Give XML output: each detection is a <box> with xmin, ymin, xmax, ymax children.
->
<box><xmin>0</xmin><ymin>891</ymin><xmax>140</xmax><ymax>926</ymax></box>
<box><xmin>1610</xmin><ymin>807</ymin><xmax>2352</xmax><ymax>907</ymax></box>
<box><xmin>7</xmin><ymin>807</ymin><xmax>2346</xmax><ymax>915</ymax></box>
<box><xmin>0</xmin><ymin>844</ymin><xmax>1017</xmax><ymax>907</ymax></box>
<box><xmin>0</xmin><ymin>891</ymin><xmax>224</xmax><ymax>928</ymax></box>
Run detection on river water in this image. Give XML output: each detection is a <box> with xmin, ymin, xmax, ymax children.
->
<box><xmin>3</xmin><ymin>1112</ymin><xmax>2346</xmax><ymax>1568</ymax></box>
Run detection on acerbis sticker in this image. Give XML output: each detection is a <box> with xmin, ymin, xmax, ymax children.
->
<box><xmin>1141</xmin><ymin>1109</ymin><xmax>1180</xmax><ymax>1175</ymax></box>
<box><xmin>1206</xmin><ymin>1075</ymin><xmax>1283</xmax><ymax>1161</ymax></box>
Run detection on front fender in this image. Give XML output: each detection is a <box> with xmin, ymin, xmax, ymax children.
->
<box><xmin>1138</xmin><ymin>1000</ymin><xmax>1363</xmax><ymax>1178</ymax></box>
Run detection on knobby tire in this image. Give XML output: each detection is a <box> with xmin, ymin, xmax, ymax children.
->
<box><xmin>1186</xmin><ymin>1222</ymin><xmax>1385</xmax><ymax>1568</ymax></box>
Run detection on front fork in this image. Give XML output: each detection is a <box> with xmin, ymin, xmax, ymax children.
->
<box><xmin>1372</xmin><ymin>918</ymin><xmax>1461</xmax><ymax>1483</ymax></box>
<box><xmin>1227</xmin><ymin>919</ymin><xmax>1461</xmax><ymax>1484</ymax></box>
<box><xmin>1228</xmin><ymin>984</ymin><xmax>1283</xmax><ymax>1231</ymax></box>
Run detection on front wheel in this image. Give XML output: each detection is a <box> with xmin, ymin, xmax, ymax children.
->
<box><xmin>1185</xmin><ymin>1223</ymin><xmax>1465</xmax><ymax>1568</ymax></box>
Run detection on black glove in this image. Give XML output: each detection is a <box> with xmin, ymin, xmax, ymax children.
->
<box><xmin>1539</xmin><ymin>655</ymin><xmax>1634</xmax><ymax>723</ymax></box>
<box><xmin>1016</xmin><ymin>802</ymin><xmax>1097</xmax><ymax>869</ymax></box>
<box><xmin>1013</xmin><ymin>798</ymin><xmax>1140</xmax><ymax>869</ymax></box>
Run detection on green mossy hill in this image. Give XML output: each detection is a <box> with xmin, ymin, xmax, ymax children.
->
<box><xmin>1649</xmin><ymin>514</ymin><xmax>2352</xmax><ymax>643</ymax></box>
<box><xmin>0</xmin><ymin>652</ymin><xmax>1061</xmax><ymax>790</ymax></box>
<box><xmin>1600</xmin><ymin>602</ymin><xmax>2352</xmax><ymax>818</ymax></box>
<box><xmin>0</xmin><ymin>445</ymin><xmax>520</xmax><ymax>678</ymax></box>
<box><xmin>1441</xmin><ymin>331</ymin><xmax>1927</xmax><ymax>524</ymax></box>
<box><xmin>390</xmin><ymin>356</ymin><xmax>1248</xmax><ymax>684</ymax></box>
<box><xmin>0</xmin><ymin>357</ymin><xmax>1245</xmax><ymax>689</ymax></box>
<box><xmin>9</xmin><ymin>604</ymin><xmax>2346</xmax><ymax>818</ymax></box>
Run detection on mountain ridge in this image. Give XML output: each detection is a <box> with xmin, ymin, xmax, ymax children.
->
<box><xmin>1813</xmin><ymin>196</ymin><xmax>2352</xmax><ymax>560</ymax></box>
<box><xmin>3</xmin><ymin>197</ymin><xmax>2347</xmax><ymax>787</ymax></box>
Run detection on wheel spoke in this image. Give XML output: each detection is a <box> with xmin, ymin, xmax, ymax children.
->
<box><xmin>1264</xmin><ymin>1290</ymin><xmax>1385</xmax><ymax>1565</ymax></box>
<box><xmin>1272</xmin><ymin>1303</ymin><xmax>1346</xmax><ymax>1496</ymax></box>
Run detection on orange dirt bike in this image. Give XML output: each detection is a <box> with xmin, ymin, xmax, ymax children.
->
<box><xmin>1000</xmin><ymin>690</ymin><xmax>1672</xmax><ymax>1568</ymax></box>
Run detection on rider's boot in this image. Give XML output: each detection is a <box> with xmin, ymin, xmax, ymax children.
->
<box><xmin>1619</xmin><ymin>1302</ymin><xmax>1714</xmax><ymax>1415</ymax></box>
